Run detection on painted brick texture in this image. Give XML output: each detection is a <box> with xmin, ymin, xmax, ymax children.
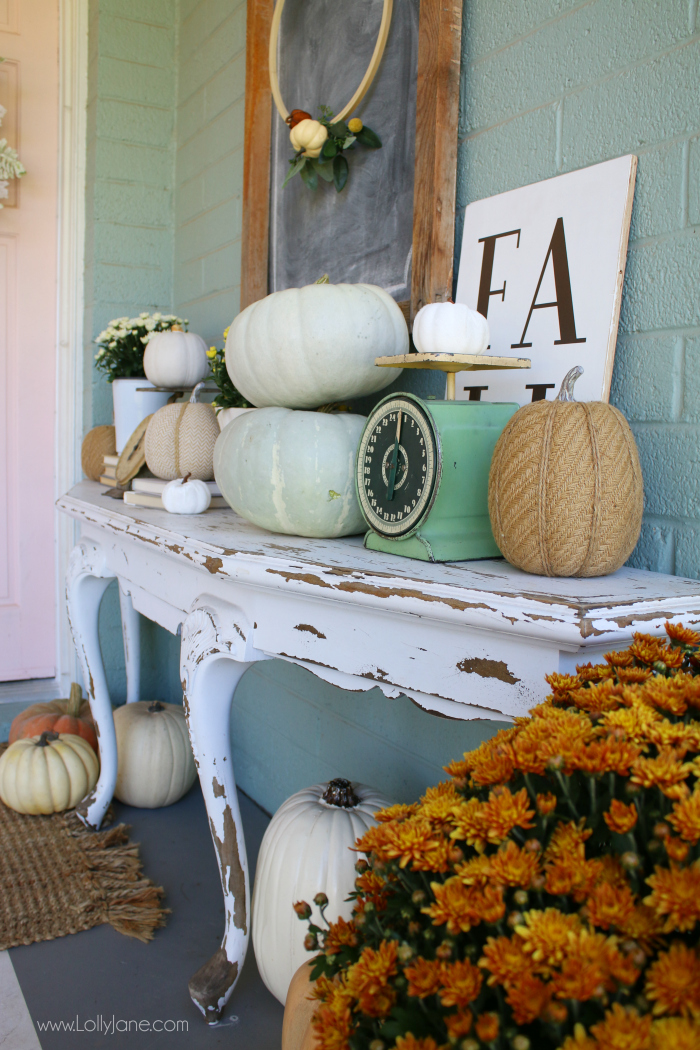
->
<box><xmin>459</xmin><ymin>0</ymin><xmax>700</xmax><ymax>579</ymax></box>
<box><xmin>173</xmin><ymin>0</ymin><xmax>246</xmax><ymax>343</ymax></box>
<box><xmin>84</xmin><ymin>0</ymin><xmax>177</xmax><ymax>429</ymax></box>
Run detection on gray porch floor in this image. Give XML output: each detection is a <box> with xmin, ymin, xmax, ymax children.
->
<box><xmin>8</xmin><ymin>784</ymin><xmax>284</xmax><ymax>1048</ymax></box>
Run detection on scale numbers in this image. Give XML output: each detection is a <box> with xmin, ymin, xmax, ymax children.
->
<box><xmin>356</xmin><ymin>396</ymin><xmax>439</xmax><ymax>538</ymax></box>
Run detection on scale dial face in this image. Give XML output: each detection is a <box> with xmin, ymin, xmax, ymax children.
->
<box><xmin>357</xmin><ymin>396</ymin><xmax>440</xmax><ymax>538</ymax></box>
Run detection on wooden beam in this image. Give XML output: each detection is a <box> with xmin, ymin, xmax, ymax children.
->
<box><xmin>241</xmin><ymin>0</ymin><xmax>274</xmax><ymax>310</ymax></box>
<box><xmin>411</xmin><ymin>0</ymin><xmax>462</xmax><ymax>321</ymax></box>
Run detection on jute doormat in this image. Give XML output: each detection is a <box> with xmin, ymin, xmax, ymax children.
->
<box><xmin>0</xmin><ymin>747</ymin><xmax>168</xmax><ymax>949</ymax></box>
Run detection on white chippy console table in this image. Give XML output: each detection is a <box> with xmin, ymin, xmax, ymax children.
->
<box><xmin>58</xmin><ymin>481</ymin><xmax>700</xmax><ymax>1022</ymax></box>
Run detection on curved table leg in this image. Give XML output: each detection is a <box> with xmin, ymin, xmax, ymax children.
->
<box><xmin>118</xmin><ymin>585</ymin><xmax>141</xmax><ymax>704</ymax></box>
<box><xmin>66</xmin><ymin>543</ymin><xmax>117</xmax><ymax>829</ymax></box>
<box><xmin>180</xmin><ymin>604</ymin><xmax>258</xmax><ymax>1023</ymax></box>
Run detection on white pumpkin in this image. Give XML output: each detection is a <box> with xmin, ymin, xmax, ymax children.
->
<box><xmin>217</xmin><ymin>406</ymin><xmax>253</xmax><ymax>431</ymax></box>
<box><xmin>0</xmin><ymin>731</ymin><xmax>100</xmax><ymax>815</ymax></box>
<box><xmin>226</xmin><ymin>283</ymin><xmax>407</xmax><ymax>409</ymax></box>
<box><xmin>289</xmin><ymin>118</ymin><xmax>327</xmax><ymax>158</ymax></box>
<box><xmin>214</xmin><ymin>408</ymin><xmax>366</xmax><ymax>538</ymax></box>
<box><xmin>143</xmin><ymin>327</ymin><xmax>210</xmax><ymax>389</ymax></box>
<box><xmin>113</xmin><ymin>701</ymin><xmax>196</xmax><ymax>808</ymax></box>
<box><xmin>162</xmin><ymin>475</ymin><xmax>211</xmax><ymax>514</ymax></box>
<box><xmin>252</xmin><ymin>779</ymin><xmax>393</xmax><ymax>1005</ymax></box>
<box><xmin>412</xmin><ymin>301</ymin><xmax>490</xmax><ymax>356</ymax></box>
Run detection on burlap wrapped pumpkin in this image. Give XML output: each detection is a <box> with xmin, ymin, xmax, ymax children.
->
<box><xmin>488</xmin><ymin>367</ymin><xmax>643</xmax><ymax>577</ymax></box>
<box><xmin>145</xmin><ymin>383</ymin><xmax>219</xmax><ymax>481</ymax></box>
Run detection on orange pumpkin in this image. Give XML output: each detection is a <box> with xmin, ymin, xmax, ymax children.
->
<box><xmin>9</xmin><ymin>683</ymin><xmax>98</xmax><ymax>753</ymax></box>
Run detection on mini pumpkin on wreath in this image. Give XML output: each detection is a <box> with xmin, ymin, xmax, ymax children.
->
<box><xmin>269</xmin><ymin>0</ymin><xmax>392</xmax><ymax>192</ymax></box>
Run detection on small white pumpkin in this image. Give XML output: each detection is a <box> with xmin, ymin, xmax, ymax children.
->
<box><xmin>412</xmin><ymin>301</ymin><xmax>490</xmax><ymax>356</ymax></box>
<box><xmin>214</xmin><ymin>408</ymin><xmax>366</xmax><ymax>538</ymax></box>
<box><xmin>113</xmin><ymin>701</ymin><xmax>196</xmax><ymax>809</ymax></box>
<box><xmin>289</xmin><ymin>118</ymin><xmax>328</xmax><ymax>158</ymax></box>
<box><xmin>161</xmin><ymin>474</ymin><xmax>211</xmax><ymax>514</ymax></box>
<box><xmin>217</xmin><ymin>406</ymin><xmax>253</xmax><ymax>431</ymax></box>
<box><xmin>252</xmin><ymin>778</ymin><xmax>393</xmax><ymax>1005</ymax></box>
<box><xmin>145</xmin><ymin>382</ymin><xmax>220</xmax><ymax>481</ymax></box>
<box><xmin>0</xmin><ymin>731</ymin><xmax>100</xmax><ymax>815</ymax></box>
<box><xmin>226</xmin><ymin>282</ymin><xmax>407</xmax><ymax>409</ymax></box>
<box><xmin>143</xmin><ymin>326</ymin><xmax>210</xmax><ymax>389</ymax></box>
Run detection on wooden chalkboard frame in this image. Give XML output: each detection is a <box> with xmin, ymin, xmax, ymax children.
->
<box><xmin>240</xmin><ymin>0</ymin><xmax>462</xmax><ymax>324</ymax></box>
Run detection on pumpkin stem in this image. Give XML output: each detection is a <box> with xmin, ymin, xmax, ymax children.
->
<box><xmin>556</xmin><ymin>365</ymin><xmax>584</xmax><ymax>402</ymax></box>
<box><xmin>37</xmin><ymin>730</ymin><xmax>60</xmax><ymax>747</ymax></box>
<box><xmin>182</xmin><ymin>472</ymin><xmax>191</xmax><ymax>485</ymax></box>
<box><xmin>190</xmin><ymin>382</ymin><xmax>205</xmax><ymax>404</ymax></box>
<box><xmin>322</xmin><ymin>778</ymin><xmax>361</xmax><ymax>808</ymax></box>
<box><xmin>171</xmin><ymin>324</ymin><xmax>183</xmax><ymax>332</ymax></box>
<box><xmin>67</xmin><ymin>682</ymin><xmax>83</xmax><ymax>717</ymax></box>
<box><xmin>148</xmin><ymin>701</ymin><xmax>165</xmax><ymax>713</ymax></box>
<box><xmin>314</xmin><ymin>273</ymin><xmax>330</xmax><ymax>284</ymax></box>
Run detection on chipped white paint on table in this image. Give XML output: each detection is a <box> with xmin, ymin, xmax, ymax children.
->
<box><xmin>57</xmin><ymin>481</ymin><xmax>700</xmax><ymax>1022</ymax></box>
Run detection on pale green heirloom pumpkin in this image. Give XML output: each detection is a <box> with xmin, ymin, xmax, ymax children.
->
<box><xmin>214</xmin><ymin>408</ymin><xmax>366</xmax><ymax>538</ymax></box>
<box><xmin>225</xmin><ymin>282</ymin><xmax>407</xmax><ymax>409</ymax></box>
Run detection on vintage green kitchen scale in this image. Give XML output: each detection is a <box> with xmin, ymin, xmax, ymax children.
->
<box><xmin>355</xmin><ymin>352</ymin><xmax>531</xmax><ymax>562</ymax></box>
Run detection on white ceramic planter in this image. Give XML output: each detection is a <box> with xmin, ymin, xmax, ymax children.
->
<box><xmin>112</xmin><ymin>378</ymin><xmax>171</xmax><ymax>453</ymax></box>
<box><xmin>216</xmin><ymin>406</ymin><xmax>253</xmax><ymax>431</ymax></box>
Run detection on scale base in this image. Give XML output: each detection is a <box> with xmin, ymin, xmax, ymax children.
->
<box><xmin>364</xmin><ymin>522</ymin><xmax>501</xmax><ymax>563</ymax></box>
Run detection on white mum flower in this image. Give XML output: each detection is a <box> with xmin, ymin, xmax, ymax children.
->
<box><xmin>145</xmin><ymin>319</ymin><xmax>155</xmax><ymax>330</ymax></box>
<box><xmin>152</xmin><ymin>312</ymin><xmax>162</xmax><ymax>321</ymax></box>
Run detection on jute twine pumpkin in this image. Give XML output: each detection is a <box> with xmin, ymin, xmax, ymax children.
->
<box><xmin>488</xmin><ymin>366</ymin><xmax>644</xmax><ymax>578</ymax></box>
<box><xmin>81</xmin><ymin>425</ymin><xmax>116</xmax><ymax>481</ymax></box>
<box><xmin>145</xmin><ymin>382</ymin><xmax>219</xmax><ymax>481</ymax></box>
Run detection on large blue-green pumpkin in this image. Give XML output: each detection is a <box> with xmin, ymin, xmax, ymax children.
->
<box><xmin>213</xmin><ymin>408</ymin><xmax>367</xmax><ymax>538</ymax></box>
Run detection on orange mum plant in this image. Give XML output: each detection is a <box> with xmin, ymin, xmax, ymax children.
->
<box><xmin>297</xmin><ymin>624</ymin><xmax>700</xmax><ymax>1050</ymax></box>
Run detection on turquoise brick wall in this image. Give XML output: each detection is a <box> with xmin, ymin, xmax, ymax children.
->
<box><xmin>82</xmin><ymin>1</ymin><xmax>700</xmax><ymax>810</ymax></box>
<box><xmin>173</xmin><ymin>0</ymin><xmax>246</xmax><ymax>343</ymax></box>
<box><xmin>84</xmin><ymin>0</ymin><xmax>179</xmax><ymax>704</ymax></box>
<box><xmin>457</xmin><ymin>0</ymin><xmax>700</xmax><ymax>578</ymax></box>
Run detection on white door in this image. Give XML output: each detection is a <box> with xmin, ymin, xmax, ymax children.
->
<box><xmin>0</xmin><ymin>0</ymin><xmax>59</xmax><ymax>680</ymax></box>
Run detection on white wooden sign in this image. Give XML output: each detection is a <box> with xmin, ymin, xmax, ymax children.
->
<box><xmin>454</xmin><ymin>156</ymin><xmax>637</xmax><ymax>405</ymax></box>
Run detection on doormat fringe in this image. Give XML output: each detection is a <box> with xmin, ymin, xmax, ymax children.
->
<box><xmin>0</xmin><ymin>792</ymin><xmax>169</xmax><ymax>949</ymax></box>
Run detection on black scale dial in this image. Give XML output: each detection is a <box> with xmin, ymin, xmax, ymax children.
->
<box><xmin>356</xmin><ymin>396</ymin><xmax>440</xmax><ymax>538</ymax></box>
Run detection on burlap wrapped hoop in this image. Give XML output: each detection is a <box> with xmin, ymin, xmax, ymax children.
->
<box><xmin>81</xmin><ymin>425</ymin><xmax>116</xmax><ymax>481</ymax></box>
<box><xmin>488</xmin><ymin>368</ymin><xmax>644</xmax><ymax>578</ymax></box>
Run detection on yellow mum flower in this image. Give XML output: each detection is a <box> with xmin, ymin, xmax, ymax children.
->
<box><xmin>645</xmin><ymin>942</ymin><xmax>700</xmax><ymax>1017</ymax></box>
<box><xmin>590</xmin><ymin>1002</ymin><xmax>652</xmax><ymax>1049</ymax></box>
<box><xmin>206</xmin><ymin>347</ymin><xmax>217</xmax><ymax>358</ymax></box>
<box><xmin>651</xmin><ymin>1016</ymin><xmax>700</xmax><ymax>1050</ymax></box>
<box><xmin>645</xmin><ymin>862</ymin><xmax>700</xmax><ymax>932</ymax></box>
<box><xmin>669</xmin><ymin>789</ymin><xmax>700</xmax><ymax>843</ymax></box>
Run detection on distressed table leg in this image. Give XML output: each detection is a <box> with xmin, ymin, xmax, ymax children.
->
<box><xmin>180</xmin><ymin>605</ymin><xmax>256</xmax><ymax>1023</ymax></box>
<box><xmin>66</xmin><ymin>543</ymin><xmax>117</xmax><ymax>829</ymax></box>
<box><xmin>118</xmin><ymin>584</ymin><xmax>141</xmax><ymax>704</ymax></box>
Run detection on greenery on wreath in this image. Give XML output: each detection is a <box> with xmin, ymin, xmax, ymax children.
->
<box><xmin>206</xmin><ymin>328</ymin><xmax>252</xmax><ymax>410</ymax></box>
<box><xmin>283</xmin><ymin>108</ymin><xmax>381</xmax><ymax>193</ymax></box>
<box><xmin>298</xmin><ymin>623</ymin><xmax>700</xmax><ymax>1050</ymax></box>
<box><xmin>94</xmin><ymin>313</ymin><xmax>187</xmax><ymax>383</ymax></box>
<box><xmin>0</xmin><ymin>60</ymin><xmax>25</xmax><ymax>207</ymax></box>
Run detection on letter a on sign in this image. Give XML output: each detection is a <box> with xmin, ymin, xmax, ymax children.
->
<box><xmin>455</xmin><ymin>156</ymin><xmax>637</xmax><ymax>406</ymax></box>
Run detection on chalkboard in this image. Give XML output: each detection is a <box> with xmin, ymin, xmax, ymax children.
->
<box><xmin>268</xmin><ymin>0</ymin><xmax>419</xmax><ymax>300</ymax></box>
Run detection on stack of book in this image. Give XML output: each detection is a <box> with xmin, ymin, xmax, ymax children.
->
<box><xmin>99</xmin><ymin>455</ymin><xmax>119</xmax><ymax>486</ymax></box>
<box><xmin>124</xmin><ymin>477</ymin><xmax>228</xmax><ymax>510</ymax></box>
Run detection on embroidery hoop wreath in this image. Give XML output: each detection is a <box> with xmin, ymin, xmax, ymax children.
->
<box><xmin>269</xmin><ymin>0</ymin><xmax>392</xmax><ymax>191</ymax></box>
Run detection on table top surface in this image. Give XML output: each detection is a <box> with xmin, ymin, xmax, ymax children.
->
<box><xmin>59</xmin><ymin>483</ymin><xmax>700</xmax><ymax>623</ymax></box>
